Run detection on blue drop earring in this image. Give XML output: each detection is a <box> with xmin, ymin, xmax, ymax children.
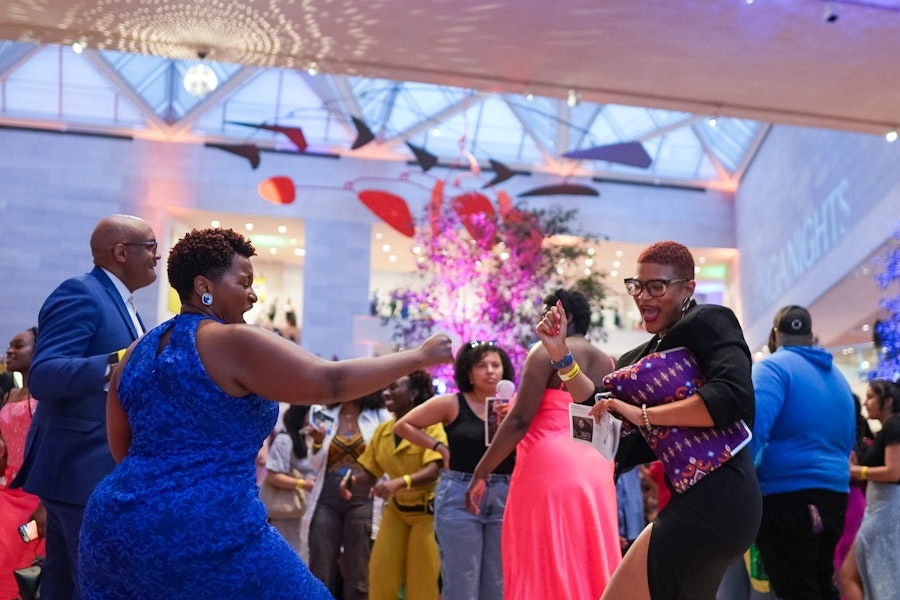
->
<box><xmin>201</xmin><ymin>292</ymin><xmax>213</xmax><ymax>306</ymax></box>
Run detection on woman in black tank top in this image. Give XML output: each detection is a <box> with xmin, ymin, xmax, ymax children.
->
<box><xmin>394</xmin><ymin>341</ymin><xmax>515</xmax><ymax>600</ymax></box>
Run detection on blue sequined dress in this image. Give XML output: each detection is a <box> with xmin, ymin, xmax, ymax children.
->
<box><xmin>79</xmin><ymin>314</ymin><xmax>331</xmax><ymax>599</ymax></box>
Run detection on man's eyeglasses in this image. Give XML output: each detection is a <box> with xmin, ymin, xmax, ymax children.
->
<box><xmin>623</xmin><ymin>278</ymin><xmax>689</xmax><ymax>297</ymax></box>
<box><xmin>124</xmin><ymin>241</ymin><xmax>158</xmax><ymax>253</ymax></box>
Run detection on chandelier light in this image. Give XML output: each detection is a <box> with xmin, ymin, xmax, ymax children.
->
<box><xmin>183</xmin><ymin>63</ymin><xmax>218</xmax><ymax>97</ymax></box>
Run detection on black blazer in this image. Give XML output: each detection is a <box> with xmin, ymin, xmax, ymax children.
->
<box><xmin>614</xmin><ymin>301</ymin><xmax>754</xmax><ymax>474</ymax></box>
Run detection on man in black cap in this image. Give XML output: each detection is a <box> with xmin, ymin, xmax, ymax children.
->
<box><xmin>747</xmin><ymin>305</ymin><xmax>856</xmax><ymax>599</ymax></box>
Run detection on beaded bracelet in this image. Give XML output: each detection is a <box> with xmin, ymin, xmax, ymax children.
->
<box><xmin>558</xmin><ymin>362</ymin><xmax>581</xmax><ymax>381</ymax></box>
<box><xmin>641</xmin><ymin>404</ymin><xmax>652</xmax><ymax>431</ymax></box>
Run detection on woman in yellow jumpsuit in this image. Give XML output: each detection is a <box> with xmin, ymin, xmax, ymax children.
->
<box><xmin>357</xmin><ymin>370</ymin><xmax>446</xmax><ymax>600</ymax></box>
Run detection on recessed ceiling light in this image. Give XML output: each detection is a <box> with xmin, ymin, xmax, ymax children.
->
<box><xmin>382</xmin><ymin>244</ymin><xmax>391</xmax><ymax>252</ymax></box>
<box><xmin>211</xmin><ymin>220</ymin><xmax>220</xmax><ymax>228</ymax></box>
<box><xmin>245</xmin><ymin>223</ymin><xmax>254</xmax><ymax>231</ymax></box>
<box><xmin>294</xmin><ymin>248</ymin><xmax>306</xmax><ymax>256</ymax></box>
<box><xmin>277</xmin><ymin>225</ymin><xmax>287</xmax><ymax>234</ymax></box>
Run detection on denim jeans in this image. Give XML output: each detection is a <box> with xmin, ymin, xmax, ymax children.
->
<box><xmin>434</xmin><ymin>470</ymin><xmax>509</xmax><ymax>600</ymax></box>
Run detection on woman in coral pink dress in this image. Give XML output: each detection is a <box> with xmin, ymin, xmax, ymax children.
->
<box><xmin>0</xmin><ymin>327</ymin><xmax>45</xmax><ymax>600</ymax></box>
<box><xmin>466</xmin><ymin>291</ymin><xmax>621</xmax><ymax>599</ymax></box>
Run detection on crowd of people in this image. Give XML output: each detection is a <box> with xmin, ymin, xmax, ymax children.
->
<box><xmin>2</xmin><ymin>215</ymin><xmax>896</xmax><ymax>600</ymax></box>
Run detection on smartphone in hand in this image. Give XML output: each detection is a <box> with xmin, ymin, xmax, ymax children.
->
<box><xmin>484</xmin><ymin>397</ymin><xmax>509</xmax><ymax>445</ymax></box>
<box><xmin>18</xmin><ymin>520</ymin><xmax>39</xmax><ymax>543</ymax></box>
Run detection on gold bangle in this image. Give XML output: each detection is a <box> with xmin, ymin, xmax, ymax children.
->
<box><xmin>641</xmin><ymin>404</ymin><xmax>652</xmax><ymax>431</ymax></box>
<box><xmin>559</xmin><ymin>362</ymin><xmax>581</xmax><ymax>382</ymax></box>
<box><xmin>402</xmin><ymin>474</ymin><xmax>413</xmax><ymax>489</ymax></box>
<box><xmin>860</xmin><ymin>466</ymin><xmax>869</xmax><ymax>481</ymax></box>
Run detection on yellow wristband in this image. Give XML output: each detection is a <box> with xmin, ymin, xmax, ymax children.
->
<box><xmin>295</xmin><ymin>478</ymin><xmax>306</xmax><ymax>491</ymax></box>
<box><xmin>860</xmin><ymin>466</ymin><xmax>869</xmax><ymax>481</ymax></box>
<box><xmin>402</xmin><ymin>474</ymin><xmax>413</xmax><ymax>489</ymax></box>
<box><xmin>558</xmin><ymin>362</ymin><xmax>581</xmax><ymax>382</ymax></box>
<box><xmin>312</xmin><ymin>442</ymin><xmax>322</xmax><ymax>452</ymax></box>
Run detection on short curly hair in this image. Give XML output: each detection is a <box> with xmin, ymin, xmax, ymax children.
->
<box><xmin>637</xmin><ymin>240</ymin><xmax>695</xmax><ymax>280</ymax></box>
<box><xmin>405</xmin><ymin>369</ymin><xmax>436</xmax><ymax>406</ymax></box>
<box><xmin>167</xmin><ymin>228</ymin><xmax>256</xmax><ymax>302</ymax></box>
<box><xmin>543</xmin><ymin>289</ymin><xmax>591</xmax><ymax>335</ymax></box>
<box><xmin>453</xmin><ymin>342</ymin><xmax>515</xmax><ymax>393</ymax></box>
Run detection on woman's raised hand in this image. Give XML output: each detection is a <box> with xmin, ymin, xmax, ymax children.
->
<box><xmin>536</xmin><ymin>300</ymin><xmax>569</xmax><ymax>360</ymax></box>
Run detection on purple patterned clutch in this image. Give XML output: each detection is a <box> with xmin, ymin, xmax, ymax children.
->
<box><xmin>603</xmin><ymin>346</ymin><xmax>751</xmax><ymax>494</ymax></box>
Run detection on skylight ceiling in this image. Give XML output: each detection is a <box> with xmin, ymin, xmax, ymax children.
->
<box><xmin>0</xmin><ymin>41</ymin><xmax>768</xmax><ymax>191</ymax></box>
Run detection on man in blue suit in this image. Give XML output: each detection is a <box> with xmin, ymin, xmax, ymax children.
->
<box><xmin>14</xmin><ymin>214</ymin><xmax>159</xmax><ymax>599</ymax></box>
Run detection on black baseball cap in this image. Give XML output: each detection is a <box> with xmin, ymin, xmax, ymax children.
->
<box><xmin>773</xmin><ymin>305</ymin><xmax>812</xmax><ymax>335</ymax></box>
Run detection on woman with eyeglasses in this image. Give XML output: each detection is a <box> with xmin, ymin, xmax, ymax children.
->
<box><xmin>538</xmin><ymin>240</ymin><xmax>761</xmax><ymax>600</ymax></box>
<box><xmin>394</xmin><ymin>341</ymin><xmax>515</xmax><ymax>600</ymax></box>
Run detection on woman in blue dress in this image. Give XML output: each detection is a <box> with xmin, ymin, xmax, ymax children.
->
<box><xmin>77</xmin><ymin>227</ymin><xmax>453</xmax><ymax>599</ymax></box>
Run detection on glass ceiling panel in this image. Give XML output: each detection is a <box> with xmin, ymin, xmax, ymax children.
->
<box><xmin>0</xmin><ymin>41</ymin><xmax>36</xmax><ymax>74</ymax></box>
<box><xmin>701</xmin><ymin>117</ymin><xmax>761</xmax><ymax>171</ymax></box>
<box><xmin>652</xmin><ymin>129</ymin><xmax>707</xmax><ymax>177</ymax></box>
<box><xmin>503</xmin><ymin>96</ymin><xmax>558</xmax><ymax>153</ymax></box>
<box><xmin>101</xmin><ymin>50</ymin><xmax>168</xmax><ymax>93</ymax></box>
<box><xmin>4</xmin><ymin>46</ymin><xmax>146</xmax><ymax>126</ymax></box>
<box><xmin>194</xmin><ymin>68</ymin><xmax>355</xmax><ymax>147</ymax></box>
<box><xmin>0</xmin><ymin>42</ymin><xmax>767</xmax><ymax>188</ymax></box>
<box><xmin>601</xmin><ymin>105</ymin><xmax>659</xmax><ymax>140</ymax></box>
<box><xmin>348</xmin><ymin>78</ymin><xmax>470</xmax><ymax>137</ymax></box>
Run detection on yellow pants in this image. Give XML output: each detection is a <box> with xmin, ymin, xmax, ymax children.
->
<box><xmin>368</xmin><ymin>501</ymin><xmax>440</xmax><ymax>600</ymax></box>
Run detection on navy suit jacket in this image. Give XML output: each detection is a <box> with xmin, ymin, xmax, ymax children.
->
<box><xmin>14</xmin><ymin>267</ymin><xmax>144</xmax><ymax>506</ymax></box>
